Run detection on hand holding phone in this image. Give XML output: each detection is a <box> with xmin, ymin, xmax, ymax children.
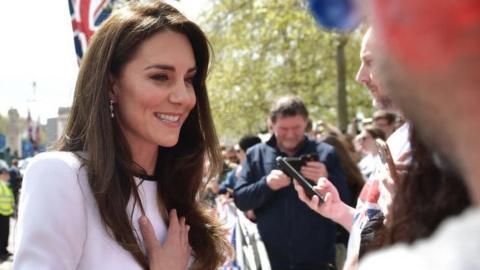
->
<box><xmin>375</xmin><ymin>139</ymin><xmax>400</xmax><ymax>183</ymax></box>
<box><xmin>282</xmin><ymin>153</ymin><xmax>319</xmax><ymax>171</ymax></box>
<box><xmin>276</xmin><ymin>157</ymin><xmax>324</xmax><ymax>202</ymax></box>
<box><xmin>266</xmin><ymin>169</ymin><xmax>292</xmax><ymax>191</ymax></box>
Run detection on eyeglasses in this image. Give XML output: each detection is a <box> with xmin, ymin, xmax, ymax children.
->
<box><xmin>357</xmin><ymin>135</ymin><xmax>372</xmax><ymax>142</ymax></box>
<box><xmin>226</xmin><ymin>155</ymin><xmax>238</xmax><ymax>161</ymax></box>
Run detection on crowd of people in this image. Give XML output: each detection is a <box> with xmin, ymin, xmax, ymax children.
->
<box><xmin>208</xmin><ymin>97</ymin><xmax>396</xmax><ymax>269</ymax></box>
<box><xmin>0</xmin><ymin>0</ymin><xmax>477</xmax><ymax>269</ymax></box>
<box><xmin>0</xmin><ymin>159</ymin><xmax>21</xmax><ymax>263</ymax></box>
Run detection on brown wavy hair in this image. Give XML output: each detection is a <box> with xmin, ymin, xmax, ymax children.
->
<box><xmin>57</xmin><ymin>1</ymin><xmax>230</xmax><ymax>269</ymax></box>
<box><xmin>323</xmin><ymin>134</ymin><xmax>364</xmax><ymax>204</ymax></box>
<box><xmin>362</xmin><ymin>126</ymin><xmax>471</xmax><ymax>254</ymax></box>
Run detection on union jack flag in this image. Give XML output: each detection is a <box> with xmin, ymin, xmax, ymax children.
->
<box><xmin>26</xmin><ymin>111</ymin><xmax>41</xmax><ymax>151</ymax></box>
<box><xmin>68</xmin><ymin>0</ymin><xmax>116</xmax><ymax>63</ymax></box>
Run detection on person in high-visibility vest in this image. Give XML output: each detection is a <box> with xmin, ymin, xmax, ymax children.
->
<box><xmin>0</xmin><ymin>165</ymin><xmax>14</xmax><ymax>262</ymax></box>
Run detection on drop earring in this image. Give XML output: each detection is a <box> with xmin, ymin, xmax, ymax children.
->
<box><xmin>109</xmin><ymin>100</ymin><xmax>115</xmax><ymax>118</ymax></box>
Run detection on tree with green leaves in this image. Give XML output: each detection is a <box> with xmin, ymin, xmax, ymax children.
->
<box><xmin>198</xmin><ymin>0</ymin><xmax>372</xmax><ymax>141</ymax></box>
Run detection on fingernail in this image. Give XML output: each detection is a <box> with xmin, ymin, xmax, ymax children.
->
<box><xmin>139</xmin><ymin>216</ymin><xmax>147</xmax><ymax>225</ymax></box>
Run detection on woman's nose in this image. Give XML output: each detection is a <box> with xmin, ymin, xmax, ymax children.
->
<box><xmin>169</xmin><ymin>80</ymin><xmax>193</xmax><ymax>104</ymax></box>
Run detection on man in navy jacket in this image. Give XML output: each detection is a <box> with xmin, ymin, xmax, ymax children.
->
<box><xmin>234</xmin><ymin>96</ymin><xmax>351</xmax><ymax>270</ymax></box>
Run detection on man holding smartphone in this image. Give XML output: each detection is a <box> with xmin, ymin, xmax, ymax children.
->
<box><xmin>294</xmin><ymin>27</ymin><xmax>412</xmax><ymax>269</ymax></box>
<box><xmin>234</xmin><ymin>96</ymin><xmax>351</xmax><ymax>270</ymax></box>
<box><xmin>358</xmin><ymin>1</ymin><xmax>480</xmax><ymax>269</ymax></box>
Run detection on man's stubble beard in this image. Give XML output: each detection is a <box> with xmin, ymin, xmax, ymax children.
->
<box><xmin>372</xmin><ymin>95</ymin><xmax>395</xmax><ymax>112</ymax></box>
<box><xmin>376</xmin><ymin>52</ymin><xmax>463</xmax><ymax>179</ymax></box>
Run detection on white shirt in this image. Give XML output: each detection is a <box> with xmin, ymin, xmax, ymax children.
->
<box><xmin>358</xmin><ymin>153</ymin><xmax>380</xmax><ymax>181</ymax></box>
<box><xmin>359</xmin><ymin>207</ymin><xmax>480</xmax><ymax>270</ymax></box>
<box><xmin>386</xmin><ymin>122</ymin><xmax>411</xmax><ymax>162</ymax></box>
<box><xmin>13</xmin><ymin>151</ymin><xmax>167</xmax><ymax>270</ymax></box>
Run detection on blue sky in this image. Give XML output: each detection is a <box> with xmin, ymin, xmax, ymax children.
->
<box><xmin>0</xmin><ymin>0</ymin><xmax>208</xmax><ymax>123</ymax></box>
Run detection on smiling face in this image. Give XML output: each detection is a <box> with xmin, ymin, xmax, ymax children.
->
<box><xmin>110</xmin><ymin>31</ymin><xmax>197</xmax><ymax>152</ymax></box>
<box><xmin>271</xmin><ymin>115</ymin><xmax>308</xmax><ymax>155</ymax></box>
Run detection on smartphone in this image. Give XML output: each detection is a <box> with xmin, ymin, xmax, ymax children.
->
<box><xmin>375</xmin><ymin>139</ymin><xmax>399</xmax><ymax>182</ymax></box>
<box><xmin>283</xmin><ymin>153</ymin><xmax>319</xmax><ymax>171</ymax></box>
<box><xmin>276</xmin><ymin>156</ymin><xmax>324</xmax><ymax>202</ymax></box>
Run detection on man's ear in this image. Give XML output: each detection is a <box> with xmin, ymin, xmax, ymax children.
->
<box><xmin>108</xmin><ymin>73</ymin><xmax>120</xmax><ymax>102</ymax></box>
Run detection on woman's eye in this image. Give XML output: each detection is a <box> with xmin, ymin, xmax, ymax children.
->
<box><xmin>151</xmin><ymin>74</ymin><xmax>168</xmax><ymax>81</ymax></box>
<box><xmin>185</xmin><ymin>77</ymin><xmax>194</xmax><ymax>85</ymax></box>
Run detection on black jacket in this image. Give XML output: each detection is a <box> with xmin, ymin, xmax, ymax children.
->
<box><xmin>234</xmin><ymin>135</ymin><xmax>351</xmax><ymax>269</ymax></box>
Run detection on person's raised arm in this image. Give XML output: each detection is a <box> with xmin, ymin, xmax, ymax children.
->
<box><xmin>294</xmin><ymin>178</ymin><xmax>355</xmax><ymax>232</ymax></box>
<box><xmin>234</xmin><ymin>152</ymin><xmax>279</xmax><ymax>211</ymax></box>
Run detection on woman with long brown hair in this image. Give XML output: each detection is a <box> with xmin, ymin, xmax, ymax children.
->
<box><xmin>359</xmin><ymin>126</ymin><xmax>471</xmax><ymax>257</ymax></box>
<box><xmin>14</xmin><ymin>1</ymin><xmax>230</xmax><ymax>269</ymax></box>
